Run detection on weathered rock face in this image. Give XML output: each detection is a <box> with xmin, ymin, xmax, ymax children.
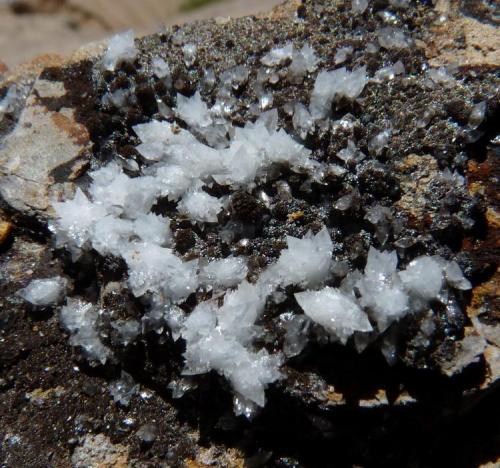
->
<box><xmin>0</xmin><ymin>1</ymin><xmax>499</xmax><ymax>466</ymax></box>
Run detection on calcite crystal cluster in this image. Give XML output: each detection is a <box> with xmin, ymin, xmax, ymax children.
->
<box><xmin>31</xmin><ymin>18</ymin><xmax>473</xmax><ymax>415</ymax></box>
<box><xmin>0</xmin><ymin>0</ymin><xmax>498</xmax><ymax>466</ymax></box>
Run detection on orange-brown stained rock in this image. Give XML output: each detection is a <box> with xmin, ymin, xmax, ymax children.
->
<box><xmin>0</xmin><ymin>220</ymin><xmax>13</xmax><ymax>245</ymax></box>
<box><xmin>71</xmin><ymin>433</ymin><xmax>130</xmax><ymax>468</ymax></box>
<box><xmin>395</xmin><ymin>154</ymin><xmax>439</xmax><ymax>228</ymax></box>
<box><xmin>0</xmin><ymin>53</ymin><xmax>65</xmax><ymax>88</ymax></box>
<box><xmin>186</xmin><ymin>447</ymin><xmax>245</xmax><ymax>468</ymax></box>
<box><xmin>51</xmin><ymin>111</ymin><xmax>90</xmax><ymax>147</ymax></box>
<box><xmin>426</xmin><ymin>13</ymin><xmax>500</xmax><ymax>69</ymax></box>
<box><xmin>465</xmin><ymin>152</ymin><xmax>500</xmax><ymax>320</ymax></box>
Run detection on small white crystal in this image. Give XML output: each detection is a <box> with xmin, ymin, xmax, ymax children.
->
<box><xmin>368</xmin><ymin>129</ymin><xmax>391</xmax><ymax>155</ymax></box>
<box><xmin>89</xmin><ymin>163</ymin><xmax>159</xmax><ymax>218</ymax></box>
<box><xmin>136</xmin><ymin>423</ymin><xmax>158</xmax><ymax>443</ymax></box>
<box><xmin>334</xmin><ymin>46</ymin><xmax>353</xmax><ymax>65</ymax></box>
<box><xmin>427</xmin><ymin>67</ymin><xmax>455</xmax><ymax>84</ymax></box>
<box><xmin>151</xmin><ymin>165</ymin><xmax>192</xmax><ymax>200</ymax></box>
<box><xmin>17</xmin><ymin>277</ymin><xmax>67</xmax><ymax>307</ymax></box>
<box><xmin>292</xmin><ymin>103</ymin><xmax>315</xmax><ymax>139</ymax></box>
<box><xmin>309</xmin><ymin>67</ymin><xmax>368</xmax><ymax>119</ymax></box>
<box><xmin>351</xmin><ymin>0</ymin><xmax>368</xmax><ymax>14</ymax></box>
<box><xmin>220</xmin><ymin>65</ymin><xmax>249</xmax><ymax>90</ymax></box>
<box><xmin>282</xmin><ymin>313</ymin><xmax>310</xmax><ymax>357</ymax></box>
<box><xmin>377</xmin><ymin>27</ymin><xmax>411</xmax><ymax>49</ymax></box>
<box><xmin>444</xmin><ymin>261</ymin><xmax>472</xmax><ymax>290</ymax></box>
<box><xmin>295</xmin><ymin>287</ymin><xmax>372</xmax><ymax>343</ymax></box>
<box><xmin>52</xmin><ymin>188</ymin><xmax>107</xmax><ymax>249</ymax></box>
<box><xmin>92</xmin><ymin>216</ymin><xmax>133</xmax><ymax>256</ymax></box>
<box><xmin>374</xmin><ymin>65</ymin><xmax>397</xmax><ymax>81</ymax></box>
<box><xmin>334</xmin><ymin>191</ymin><xmax>357</xmax><ymax>211</ymax></box>
<box><xmin>176</xmin><ymin>91</ymin><xmax>212</xmax><ymax>129</ymax></box>
<box><xmin>288</xmin><ymin>44</ymin><xmax>319</xmax><ymax>82</ymax></box>
<box><xmin>122</xmin><ymin>242</ymin><xmax>198</xmax><ymax>301</ymax></box>
<box><xmin>259</xmin><ymin>93</ymin><xmax>273</xmax><ymax>110</ymax></box>
<box><xmin>201</xmin><ymin>256</ymin><xmax>248</xmax><ymax>288</ymax></box>
<box><xmin>357</xmin><ymin>247</ymin><xmax>409</xmax><ymax>331</ymax></box>
<box><xmin>111</xmin><ymin>319</ymin><xmax>140</xmax><ymax>345</ymax></box>
<box><xmin>261</xmin><ymin>43</ymin><xmax>293</xmax><ymax>67</ymax></box>
<box><xmin>168</xmin><ymin>378</ymin><xmax>196</xmax><ymax>399</ymax></box>
<box><xmin>365</xmin><ymin>204</ymin><xmax>392</xmax><ymax>244</ymax></box>
<box><xmin>215</xmin><ymin>281</ymin><xmax>266</xmax><ymax>340</ymax></box>
<box><xmin>181</xmin><ymin>294</ymin><xmax>282</xmax><ymax>410</ymax></box>
<box><xmin>265</xmin><ymin>227</ymin><xmax>333</xmax><ymax>288</ymax></box>
<box><xmin>337</xmin><ymin>139</ymin><xmax>366</xmax><ymax>164</ymax></box>
<box><xmin>151</xmin><ymin>57</ymin><xmax>170</xmax><ymax>79</ymax></box>
<box><xmin>60</xmin><ymin>298</ymin><xmax>111</xmax><ymax>364</ymax></box>
<box><xmin>102</xmin><ymin>30</ymin><xmax>137</xmax><ymax>71</ymax></box>
<box><xmin>177</xmin><ymin>189</ymin><xmax>223</xmax><ymax>223</ymax></box>
<box><xmin>182</xmin><ymin>43</ymin><xmax>197</xmax><ymax>67</ymax></box>
<box><xmin>109</xmin><ymin>371</ymin><xmax>139</xmax><ymax>406</ymax></box>
<box><xmin>133</xmin><ymin>213</ymin><xmax>171</xmax><ymax>246</ymax></box>
<box><xmin>399</xmin><ymin>256</ymin><xmax>443</xmax><ymax>301</ymax></box>
<box><xmin>164</xmin><ymin>305</ymin><xmax>186</xmax><ymax>340</ymax></box>
<box><xmin>468</xmin><ymin>101</ymin><xmax>487</xmax><ymax>129</ymax></box>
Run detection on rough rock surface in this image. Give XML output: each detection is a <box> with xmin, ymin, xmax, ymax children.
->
<box><xmin>0</xmin><ymin>0</ymin><xmax>499</xmax><ymax>466</ymax></box>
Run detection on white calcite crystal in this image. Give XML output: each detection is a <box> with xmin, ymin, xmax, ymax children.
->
<box><xmin>295</xmin><ymin>287</ymin><xmax>372</xmax><ymax>343</ymax></box>
<box><xmin>151</xmin><ymin>57</ymin><xmax>170</xmax><ymax>79</ymax></box>
<box><xmin>334</xmin><ymin>46</ymin><xmax>353</xmax><ymax>65</ymax></box>
<box><xmin>309</xmin><ymin>67</ymin><xmax>368</xmax><ymax>119</ymax></box>
<box><xmin>109</xmin><ymin>371</ymin><xmax>140</xmax><ymax>406</ymax></box>
<box><xmin>468</xmin><ymin>101</ymin><xmax>487</xmax><ymax>129</ymax></box>
<box><xmin>111</xmin><ymin>319</ymin><xmax>140</xmax><ymax>346</ymax></box>
<box><xmin>92</xmin><ymin>216</ymin><xmax>134</xmax><ymax>257</ymax></box>
<box><xmin>368</xmin><ymin>128</ymin><xmax>391</xmax><ymax>155</ymax></box>
<box><xmin>220</xmin><ymin>65</ymin><xmax>249</xmax><ymax>91</ymax></box>
<box><xmin>444</xmin><ymin>261</ymin><xmax>472</xmax><ymax>290</ymax></box>
<box><xmin>177</xmin><ymin>189</ymin><xmax>223</xmax><ymax>223</ymax></box>
<box><xmin>200</xmin><ymin>256</ymin><xmax>248</xmax><ymax>288</ymax></box>
<box><xmin>182</xmin><ymin>43</ymin><xmax>197</xmax><ymax>67</ymax></box>
<box><xmin>133</xmin><ymin>213</ymin><xmax>172</xmax><ymax>246</ymax></box>
<box><xmin>51</xmin><ymin>188</ymin><xmax>107</xmax><ymax>250</ymax></box>
<box><xmin>176</xmin><ymin>91</ymin><xmax>212</xmax><ymax>129</ymax></box>
<box><xmin>89</xmin><ymin>163</ymin><xmax>159</xmax><ymax>218</ymax></box>
<box><xmin>265</xmin><ymin>227</ymin><xmax>333</xmax><ymax>288</ymax></box>
<box><xmin>17</xmin><ymin>277</ymin><xmax>67</xmax><ymax>307</ymax></box>
<box><xmin>337</xmin><ymin>139</ymin><xmax>366</xmax><ymax>164</ymax></box>
<box><xmin>261</xmin><ymin>42</ymin><xmax>294</xmax><ymax>67</ymax></box>
<box><xmin>60</xmin><ymin>299</ymin><xmax>111</xmax><ymax>365</ymax></box>
<box><xmin>281</xmin><ymin>313</ymin><xmax>310</xmax><ymax>357</ymax></box>
<box><xmin>123</xmin><ymin>242</ymin><xmax>198</xmax><ymax>301</ymax></box>
<box><xmin>102</xmin><ymin>30</ymin><xmax>138</xmax><ymax>71</ymax></box>
<box><xmin>377</xmin><ymin>27</ymin><xmax>411</xmax><ymax>49</ymax></box>
<box><xmin>374</xmin><ymin>61</ymin><xmax>405</xmax><ymax>81</ymax></box>
<box><xmin>399</xmin><ymin>256</ymin><xmax>444</xmax><ymax>301</ymax></box>
<box><xmin>181</xmin><ymin>285</ymin><xmax>283</xmax><ymax>411</ymax></box>
<box><xmin>288</xmin><ymin>44</ymin><xmax>319</xmax><ymax>82</ymax></box>
<box><xmin>427</xmin><ymin>67</ymin><xmax>455</xmax><ymax>85</ymax></box>
<box><xmin>352</xmin><ymin>0</ymin><xmax>369</xmax><ymax>14</ymax></box>
<box><xmin>357</xmin><ymin>247</ymin><xmax>409</xmax><ymax>332</ymax></box>
<box><xmin>292</xmin><ymin>103</ymin><xmax>315</xmax><ymax>139</ymax></box>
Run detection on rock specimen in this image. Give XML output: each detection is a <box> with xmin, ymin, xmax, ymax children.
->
<box><xmin>0</xmin><ymin>0</ymin><xmax>498</xmax><ymax>466</ymax></box>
